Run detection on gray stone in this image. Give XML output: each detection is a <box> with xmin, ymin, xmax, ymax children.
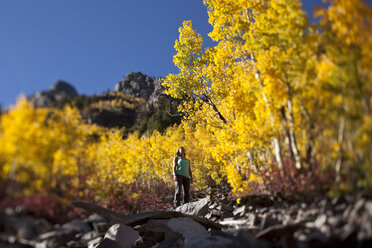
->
<box><xmin>115</xmin><ymin>72</ymin><xmax>156</xmax><ymax>100</ymax></box>
<box><xmin>81</xmin><ymin>230</ymin><xmax>99</xmax><ymax>242</ymax></box>
<box><xmin>88</xmin><ymin>237</ymin><xmax>103</xmax><ymax>248</ymax></box>
<box><xmin>104</xmin><ymin>224</ymin><xmax>139</xmax><ymax>248</ymax></box>
<box><xmin>66</xmin><ymin>240</ymin><xmax>83</xmax><ymax>248</ymax></box>
<box><xmin>256</xmin><ymin>222</ymin><xmax>304</xmax><ymax>241</ymax></box>
<box><xmin>153</xmin><ymin>238</ymin><xmax>184</xmax><ymax>248</ymax></box>
<box><xmin>135</xmin><ymin>235</ymin><xmax>157</xmax><ymax>248</ymax></box>
<box><xmin>314</xmin><ymin>214</ymin><xmax>327</xmax><ymax>228</ymax></box>
<box><xmin>63</xmin><ymin>219</ymin><xmax>92</xmax><ymax>234</ymax></box>
<box><xmin>16</xmin><ymin>216</ymin><xmax>40</xmax><ymax>240</ymax></box>
<box><xmin>29</xmin><ymin>80</ymin><xmax>78</xmax><ymax>108</ymax></box>
<box><xmin>137</xmin><ymin>219</ymin><xmax>172</xmax><ymax>242</ymax></box>
<box><xmin>233</xmin><ymin>229</ymin><xmax>255</xmax><ymax>248</ymax></box>
<box><xmin>260</xmin><ymin>216</ymin><xmax>280</xmax><ymax>231</ymax></box>
<box><xmin>38</xmin><ymin>228</ymin><xmax>80</xmax><ymax>242</ymax></box>
<box><xmin>349</xmin><ymin>198</ymin><xmax>365</xmax><ymax>221</ymax></box>
<box><xmin>305</xmin><ymin>229</ymin><xmax>329</xmax><ymax>246</ymax></box>
<box><xmin>35</xmin><ymin>241</ymin><xmax>48</xmax><ymax>248</ymax></box>
<box><xmin>184</xmin><ymin>235</ymin><xmax>234</xmax><ymax>248</ymax></box>
<box><xmin>166</xmin><ymin>217</ymin><xmax>208</xmax><ymax>239</ymax></box>
<box><xmin>96</xmin><ymin>238</ymin><xmax>121</xmax><ymax>248</ymax></box>
<box><xmin>233</xmin><ymin>205</ymin><xmax>246</xmax><ymax>218</ymax></box>
<box><xmin>94</xmin><ymin>222</ymin><xmax>109</xmax><ymax>235</ymax></box>
<box><xmin>84</xmin><ymin>214</ymin><xmax>107</xmax><ymax>224</ymax></box>
<box><xmin>219</xmin><ymin>217</ymin><xmax>250</xmax><ymax>228</ymax></box>
<box><xmin>49</xmin><ymin>81</ymin><xmax>78</xmax><ymax>97</ymax></box>
<box><xmin>175</xmin><ymin>197</ymin><xmax>210</xmax><ymax>216</ymax></box>
<box><xmin>365</xmin><ymin>201</ymin><xmax>372</xmax><ymax>217</ymax></box>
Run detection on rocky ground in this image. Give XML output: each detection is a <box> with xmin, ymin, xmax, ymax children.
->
<box><xmin>0</xmin><ymin>191</ymin><xmax>371</xmax><ymax>248</ymax></box>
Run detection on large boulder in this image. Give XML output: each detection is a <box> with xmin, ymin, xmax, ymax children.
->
<box><xmin>175</xmin><ymin>197</ymin><xmax>210</xmax><ymax>217</ymax></box>
<box><xmin>100</xmin><ymin>224</ymin><xmax>139</xmax><ymax>248</ymax></box>
<box><xmin>166</xmin><ymin>217</ymin><xmax>208</xmax><ymax>239</ymax></box>
<box><xmin>184</xmin><ymin>235</ymin><xmax>234</xmax><ymax>248</ymax></box>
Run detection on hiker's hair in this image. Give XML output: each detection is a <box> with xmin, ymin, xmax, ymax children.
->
<box><xmin>175</xmin><ymin>147</ymin><xmax>185</xmax><ymax>158</ymax></box>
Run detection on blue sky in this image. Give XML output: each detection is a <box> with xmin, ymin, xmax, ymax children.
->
<box><xmin>0</xmin><ymin>0</ymin><xmax>338</xmax><ymax>107</ymax></box>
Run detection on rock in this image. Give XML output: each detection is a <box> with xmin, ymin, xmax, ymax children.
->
<box><xmin>29</xmin><ymin>80</ymin><xmax>78</xmax><ymax>108</ymax></box>
<box><xmin>153</xmin><ymin>238</ymin><xmax>184</xmax><ymax>248</ymax></box>
<box><xmin>49</xmin><ymin>81</ymin><xmax>78</xmax><ymax>98</ymax></box>
<box><xmin>63</xmin><ymin>219</ymin><xmax>92</xmax><ymax>234</ymax></box>
<box><xmin>365</xmin><ymin>201</ymin><xmax>372</xmax><ymax>216</ymax></box>
<box><xmin>184</xmin><ymin>235</ymin><xmax>234</xmax><ymax>248</ymax></box>
<box><xmin>221</xmin><ymin>203</ymin><xmax>234</xmax><ymax>213</ymax></box>
<box><xmin>96</xmin><ymin>238</ymin><xmax>121</xmax><ymax>248</ymax></box>
<box><xmin>35</xmin><ymin>240</ymin><xmax>48</xmax><ymax>248</ymax></box>
<box><xmin>318</xmin><ymin>199</ymin><xmax>328</xmax><ymax>213</ymax></box>
<box><xmin>255</xmin><ymin>222</ymin><xmax>304</xmax><ymax>241</ymax></box>
<box><xmin>94</xmin><ymin>222</ymin><xmax>109</xmax><ymax>235</ymax></box>
<box><xmin>219</xmin><ymin>218</ymin><xmax>250</xmax><ymax>228</ymax></box>
<box><xmin>137</xmin><ymin>219</ymin><xmax>172</xmax><ymax>242</ymax></box>
<box><xmin>260</xmin><ymin>216</ymin><xmax>280</xmax><ymax>231</ymax></box>
<box><xmin>166</xmin><ymin>217</ymin><xmax>208</xmax><ymax>239</ymax></box>
<box><xmin>305</xmin><ymin>229</ymin><xmax>329</xmax><ymax>247</ymax></box>
<box><xmin>211</xmin><ymin>209</ymin><xmax>223</xmax><ymax>218</ymax></box>
<box><xmin>84</xmin><ymin>214</ymin><xmax>107</xmax><ymax>225</ymax></box>
<box><xmin>72</xmin><ymin>201</ymin><xmax>225</xmax><ymax>230</ymax></box>
<box><xmin>114</xmin><ymin>72</ymin><xmax>172</xmax><ymax>110</ymax></box>
<box><xmin>0</xmin><ymin>241</ymin><xmax>33</xmax><ymax>248</ymax></box>
<box><xmin>175</xmin><ymin>197</ymin><xmax>210</xmax><ymax>216</ymax></box>
<box><xmin>239</xmin><ymin>195</ymin><xmax>274</xmax><ymax>207</ymax></box>
<box><xmin>135</xmin><ymin>235</ymin><xmax>157</xmax><ymax>248</ymax></box>
<box><xmin>229</xmin><ymin>229</ymin><xmax>272</xmax><ymax>248</ymax></box>
<box><xmin>279</xmin><ymin>235</ymin><xmax>298</xmax><ymax>248</ymax></box>
<box><xmin>115</xmin><ymin>72</ymin><xmax>157</xmax><ymax>100</ymax></box>
<box><xmin>147</xmin><ymin>78</ymin><xmax>165</xmax><ymax>108</ymax></box>
<box><xmin>80</xmin><ymin>231</ymin><xmax>98</xmax><ymax>243</ymax></box>
<box><xmin>349</xmin><ymin>198</ymin><xmax>365</xmax><ymax>222</ymax></box>
<box><xmin>232</xmin><ymin>229</ymin><xmax>255</xmax><ymax>248</ymax></box>
<box><xmin>66</xmin><ymin>240</ymin><xmax>84</xmax><ymax>248</ymax></box>
<box><xmin>314</xmin><ymin>214</ymin><xmax>327</xmax><ymax>228</ymax></box>
<box><xmin>38</xmin><ymin>229</ymin><xmax>80</xmax><ymax>248</ymax></box>
<box><xmin>233</xmin><ymin>205</ymin><xmax>246</xmax><ymax>218</ymax></box>
<box><xmin>103</xmin><ymin>224</ymin><xmax>139</xmax><ymax>248</ymax></box>
<box><xmin>0</xmin><ymin>213</ymin><xmax>44</xmax><ymax>240</ymax></box>
<box><xmin>87</xmin><ymin>237</ymin><xmax>103</xmax><ymax>248</ymax></box>
<box><xmin>82</xmin><ymin>107</ymin><xmax>136</xmax><ymax>129</ymax></box>
<box><xmin>16</xmin><ymin>216</ymin><xmax>40</xmax><ymax>240</ymax></box>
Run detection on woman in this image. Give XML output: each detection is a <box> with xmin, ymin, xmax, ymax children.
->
<box><xmin>173</xmin><ymin>146</ymin><xmax>193</xmax><ymax>208</ymax></box>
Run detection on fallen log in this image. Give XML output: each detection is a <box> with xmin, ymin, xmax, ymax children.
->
<box><xmin>72</xmin><ymin>200</ymin><xmax>225</xmax><ymax>230</ymax></box>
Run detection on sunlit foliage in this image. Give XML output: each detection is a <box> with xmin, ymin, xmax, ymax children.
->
<box><xmin>163</xmin><ymin>0</ymin><xmax>372</xmax><ymax>194</ymax></box>
<box><xmin>0</xmin><ymin>97</ymin><xmax>100</xmax><ymax>196</ymax></box>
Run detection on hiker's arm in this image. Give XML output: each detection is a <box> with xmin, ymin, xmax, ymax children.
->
<box><xmin>189</xmin><ymin>160</ymin><xmax>193</xmax><ymax>183</ymax></box>
<box><xmin>173</xmin><ymin>157</ymin><xmax>177</xmax><ymax>181</ymax></box>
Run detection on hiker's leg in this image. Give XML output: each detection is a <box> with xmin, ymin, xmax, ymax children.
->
<box><xmin>183</xmin><ymin>176</ymin><xmax>191</xmax><ymax>204</ymax></box>
<box><xmin>173</xmin><ymin>175</ymin><xmax>183</xmax><ymax>207</ymax></box>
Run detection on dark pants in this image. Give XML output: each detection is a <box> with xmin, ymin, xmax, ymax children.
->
<box><xmin>174</xmin><ymin>175</ymin><xmax>190</xmax><ymax>207</ymax></box>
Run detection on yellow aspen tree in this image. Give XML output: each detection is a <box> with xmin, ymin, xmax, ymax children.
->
<box><xmin>314</xmin><ymin>0</ymin><xmax>372</xmax><ymax>188</ymax></box>
<box><xmin>204</xmin><ymin>0</ymin><xmax>315</xmax><ymax>188</ymax></box>
<box><xmin>163</xmin><ymin>0</ymin><xmax>321</xmax><ymax>194</ymax></box>
<box><xmin>163</xmin><ymin>20</ymin><xmax>227</xmax><ymax>124</ymax></box>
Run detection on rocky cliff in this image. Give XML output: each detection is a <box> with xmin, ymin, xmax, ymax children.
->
<box><xmin>114</xmin><ymin>71</ymin><xmax>164</xmax><ymax>108</ymax></box>
<box><xmin>27</xmin><ymin>72</ymin><xmax>181</xmax><ymax>133</ymax></box>
<box><xmin>29</xmin><ymin>81</ymin><xmax>78</xmax><ymax>108</ymax></box>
